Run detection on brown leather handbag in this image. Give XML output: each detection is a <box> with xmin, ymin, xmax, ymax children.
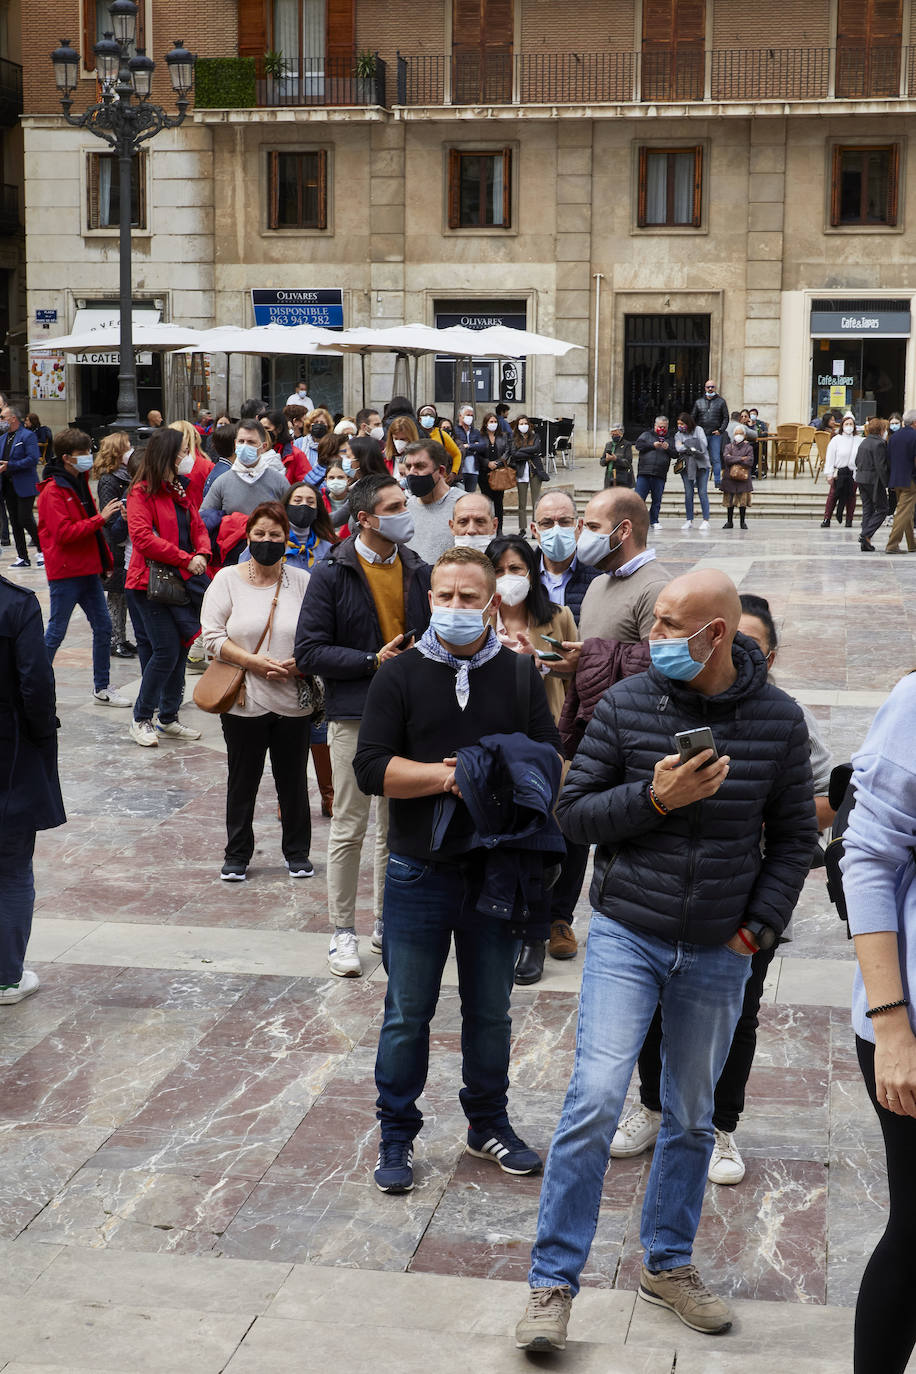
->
<box><xmin>193</xmin><ymin>581</ymin><xmax>281</xmax><ymax>715</ymax></box>
<box><xmin>488</xmin><ymin>462</ymin><xmax>517</xmax><ymax>492</ymax></box>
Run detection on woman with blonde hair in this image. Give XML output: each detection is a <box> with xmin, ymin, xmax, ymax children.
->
<box><xmin>168</xmin><ymin>419</ymin><xmax>213</xmax><ymax>508</ymax></box>
<box><xmin>384</xmin><ymin>415</ymin><xmax>419</xmax><ymax>473</ymax></box>
<box><xmin>94</xmin><ymin>431</ymin><xmax>137</xmax><ymax>657</ymax></box>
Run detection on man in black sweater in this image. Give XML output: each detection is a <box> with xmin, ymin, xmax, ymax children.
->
<box><xmin>353</xmin><ymin>546</ymin><xmax>561</xmax><ymax>1196</ymax></box>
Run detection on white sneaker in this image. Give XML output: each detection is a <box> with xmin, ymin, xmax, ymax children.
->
<box><xmin>371</xmin><ymin>918</ymin><xmax>384</xmax><ymax>954</ymax></box>
<box><xmin>128</xmin><ymin>718</ymin><xmax>159</xmax><ymax>748</ymax></box>
<box><xmin>610</xmin><ymin>1104</ymin><xmax>662</xmax><ymax>1158</ymax></box>
<box><xmin>652</xmin><ymin>520</ymin><xmax>663</xmax><ymax>531</ymax></box>
<box><xmin>328</xmin><ymin>931</ymin><xmax>362</xmax><ymax>978</ymax></box>
<box><xmin>0</xmin><ymin>970</ymin><xmax>39</xmax><ymax>1004</ymax></box>
<box><xmin>681</xmin><ymin>520</ymin><xmax>693</xmax><ymax>531</ymax></box>
<box><xmin>35</xmin><ymin>553</ymin><xmax>45</xmax><ymax>568</ymax></box>
<box><xmin>93</xmin><ymin>688</ymin><xmax>132</xmax><ymax>708</ymax></box>
<box><xmin>708</xmin><ymin>1128</ymin><xmax>745</xmax><ymax>1185</ymax></box>
<box><xmin>155</xmin><ymin>719</ymin><xmax>202</xmax><ymax>740</ymax></box>
<box><xmin>699</xmin><ymin>520</ymin><xmax>710</xmax><ymax>531</ymax></box>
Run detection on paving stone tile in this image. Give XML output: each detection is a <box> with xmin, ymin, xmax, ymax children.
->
<box><xmin>0</xmin><ymin>1238</ymin><xmax>62</xmax><ymax>1294</ymax></box>
<box><xmin>0</xmin><ymin>1126</ymin><xmax>117</xmax><ymax>1237</ymax></box>
<box><xmin>625</xmin><ymin>1293</ymin><xmax>853</xmax><ymax>1361</ymax></box>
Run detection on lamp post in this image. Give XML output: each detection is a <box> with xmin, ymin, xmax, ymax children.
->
<box><xmin>51</xmin><ymin>6</ymin><xmax>195</xmax><ymax>439</ymax></box>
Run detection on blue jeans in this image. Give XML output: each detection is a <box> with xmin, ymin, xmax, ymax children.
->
<box><xmin>635</xmin><ymin>474</ymin><xmax>666</xmax><ymax>526</ymax></box>
<box><xmin>126</xmin><ymin>590</ymin><xmax>189</xmax><ymax>724</ymax></box>
<box><xmin>529</xmin><ymin>915</ymin><xmax>752</xmax><ymax>1290</ymax></box>
<box><xmin>0</xmin><ymin>830</ymin><xmax>35</xmax><ymax>984</ymax></box>
<box><xmin>681</xmin><ymin>470</ymin><xmax>710</xmax><ymax>522</ymax></box>
<box><xmin>375</xmin><ymin>854</ymin><xmax>520</xmax><ymax>1143</ymax></box>
<box><xmin>707</xmin><ymin>432</ymin><xmax>723</xmax><ymax>486</ymax></box>
<box><xmin>44</xmin><ymin>575</ymin><xmax>112</xmax><ymax>691</ymax></box>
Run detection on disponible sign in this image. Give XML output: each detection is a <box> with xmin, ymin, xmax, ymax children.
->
<box><xmin>251</xmin><ymin>289</ymin><xmax>344</xmax><ymax>328</ymax></box>
<box><xmin>811</xmin><ymin>310</ymin><xmax>911</xmax><ymax>336</ymax></box>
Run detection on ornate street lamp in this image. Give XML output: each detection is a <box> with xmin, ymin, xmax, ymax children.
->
<box><xmin>50</xmin><ymin>5</ymin><xmax>196</xmax><ymax>437</ymax></box>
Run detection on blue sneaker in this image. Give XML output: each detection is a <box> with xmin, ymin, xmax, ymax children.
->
<box><xmin>374</xmin><ymin>1140</ymin><xmax>414</xmax><ymax>1193</ymax></box>
<box><xmin>466</xmin><ymin>1124</ymin><xmax>542</xmax><ymax>1175</ymax></box>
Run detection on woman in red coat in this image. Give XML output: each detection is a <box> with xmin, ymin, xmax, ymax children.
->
<box><xmin>168</xmin><ymin>419</ymin><xmax>213</xmax><ymax>508</ymax></box>
<box><xmin>125</xmin><ymin>428</ymin><xmax>211</xmax><ymax>748</ymax></box>
<box><xmin>37</xmin><ymin>427</ymin><xmax>132</xmax><ymax>707</ymax></box>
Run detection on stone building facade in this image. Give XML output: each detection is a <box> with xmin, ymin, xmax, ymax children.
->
<box><xmin>19</xmin><ymin>0</ymin><xmax>916</xmax><ymax>443</ymax></box>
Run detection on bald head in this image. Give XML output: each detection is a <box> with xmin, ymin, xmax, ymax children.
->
<box><xmin>650</xmin><ymin>570</ymin><xmax>741</xmax><ymax>694</ymax></box>
<box><xmin>450</xmin><ymin>491</ymin><xmax>498</xmax><ymax>537</ymax></box>
<box><xmin>585</xmin><ymin>487</ymin><xmax>650</xmax><ymax>544</ymax></box>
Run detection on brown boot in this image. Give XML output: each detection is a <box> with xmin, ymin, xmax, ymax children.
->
<box><xmin>549</xmin><ymin>920</ymin><xmax>578</xmax><ymax>960</ymax></box>
<box><xmin>311</xmin><ymin>742</ymin><xmax>334</xmax><ymax>818</ymax></box>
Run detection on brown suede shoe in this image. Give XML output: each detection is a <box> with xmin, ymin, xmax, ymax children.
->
<box><xmin>549</xmin><ymin>920</ymin><xmax>578</xmax><ymax>960</ymax></box>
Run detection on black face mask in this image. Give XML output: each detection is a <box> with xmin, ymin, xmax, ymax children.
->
<box><xmin>287</xmin><ymin>504</ymin><xmax>317</xmax><ymax>530</ymax></box>
<box><xmin>407</xmin><ymin>472</ymin><xmax>436</xmax><ymax>498</ymax></box>
<box><xmin>310</xmin><ymin>424</ymin><xmax>328</xmax><ymax>440</ymax></box>
<box><xmin>248</xmin><ymin>540</ymin><xmax>286</xmax><ymax>566</ymax></box>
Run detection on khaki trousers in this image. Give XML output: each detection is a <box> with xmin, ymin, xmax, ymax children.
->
<box><xmin>327</xmin><ymin>719</ymin><xmax>388</xmax><ymax>930</ymax></box>
<box><xmin>886</xmin><ymin>482</ymin><xmax>916</xmax><ymax>552</ymax></box>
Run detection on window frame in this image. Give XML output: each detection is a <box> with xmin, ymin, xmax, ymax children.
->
<box><xmin>80</xmin><ymin>0</ymin><xmax>150</xmax><ymax>78</ymax></box>
<box><xmin>85</xmin><ymin>149</ymin><xmax>148</xmax><ymax>235</ymax></box>
<box><xmin>446</xmin><ymin>147</ymin><xmax>513</xmax><ymax>231</ymax></box>
<box><xmin>636</xmin><ymin>145</ymin><xmax>703</xmax><ymax>229</ymax></box>
<box><xmin>266</xmin><ymin>148</ymin><xmax>328</xmax><ymax>232</ymax></box>
<box><xmin>830</xmin><ymin>143</ymin><xmax>899</xmax><ymax>228</ymax></box>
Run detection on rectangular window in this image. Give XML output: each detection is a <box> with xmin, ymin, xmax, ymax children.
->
<box><xmin>637</xmin><ymin>147</ymin><xmax>702</xmax><ymax>227</ymax></box>
<box><xmin>86</xmin><ymin>151</ymin><xmax>146</xmax><ymax>230</ymax></box>
<box><xmin>447</xmin><ymin>148</ymin><xmax>511</xmax><ymax>229</ymax></box>
<box><xmin>831</xmin><ymin>145</ymin><xmax>898</xmax><ymax>226</ymax></box>
<box><xmin>82</xmin><ymin>0</ymin><xmax>146</xmax><ymax>69</ymax></box>
<box><xmin>267</xmin><ymin>149</ymin><xmax>327</xmax><ymax>230</ymax></box>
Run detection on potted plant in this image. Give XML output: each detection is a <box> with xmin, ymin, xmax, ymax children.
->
<box><xmin>263</xmin><ymin>49</ymin><xmax>288</xmax><ymax>102</ymax></box>
<box><xmin>354</xmin><ymin>49</ymin><xmax>377</xmax><ymax>102</ymax></box>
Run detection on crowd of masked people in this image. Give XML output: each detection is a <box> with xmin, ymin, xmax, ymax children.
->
<box><xmin>5</xmin><ymin>386</ymin><xmax>914</xmax><ymax>1372</ymax></box>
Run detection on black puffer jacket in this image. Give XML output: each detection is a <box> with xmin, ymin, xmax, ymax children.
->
<box><xmin>634</xmin><ymin>430</ymin><xmax>673</xmax><ymax>479</ymax></box>
<box><xmin>556</xmin><ymin>634</ymin><xmax>817</xmax><ymax>946</ymax></box>
<box><xmin>691</xmin><ymin>393</ymin><xmax>730</xmax><ymax>434</ymax></box>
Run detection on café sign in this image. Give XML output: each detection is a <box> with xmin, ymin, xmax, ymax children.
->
<box><xmin>810</xmin><ymin>310</ymin><xmax>911</xmax><ymax>336</ymax></box>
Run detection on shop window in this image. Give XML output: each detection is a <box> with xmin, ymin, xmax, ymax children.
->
<box><xmin>830</xmin><ymin>146</ymin><xmax>899</xmax><ymax>227</ymax></box>
<box><xmin>86</xmin><ymin>151</ymin><xmax>146</xmax><ymax>230</ymax></box>
<box><xmin>637</xmin><ymin>147</ymin><xmax>703</xmax><ymax>228</ymax></box>
<box><xmin>447</xmin><ymin>149</ymin><xmax>511</xmax><ymax>229</ymax></box>
<box><xmin>267</xmin><ymin>150</ymin><xmax>327</xmax><ymax>230</ymax></box>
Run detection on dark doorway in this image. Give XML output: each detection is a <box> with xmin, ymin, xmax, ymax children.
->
<box><xmin>810</xmin><ymin>336</ymin><xmax>907</xmax><ymax>421</ymax></box>
<box><xmin>79</xmin><ymin>354</ymin><xmax>163</xmax><ymax>425</ymax></box>
<box><xmin>623</xmin><ymin>313</ymin><xmax>710</xmax><ymax>437</ymax></box>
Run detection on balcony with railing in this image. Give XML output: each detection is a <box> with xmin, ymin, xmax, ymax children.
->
<box><xmin>0</xmin><ymin>58</ymin><xmax>23</xmax><ymax>126</ymax></box>
<box><xmin>396</xmin><ymin>46</ymin><xmax>916</xmax><ymax>107</ymax></box>
<box><xmin>194</xmin><ymin>52</ymin><xmax>386</xmax><ymax>111</ymax></box>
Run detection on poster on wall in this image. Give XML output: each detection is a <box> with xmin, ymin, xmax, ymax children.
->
<box><xmin>29</xmin><ymin>352</ymin><xmax>66</xmax><ymax>401</ymax></box>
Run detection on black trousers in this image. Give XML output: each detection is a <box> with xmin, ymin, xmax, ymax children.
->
<box><xmin>860</xmin><ymin>483</ymin><xmax>889</xmax><ymax>543</ymax></box>
<box><xmin>478</xmin><ymin>476</ymin><xmax>504</xmax><ymax>531</ymax></box>
<box><xmin>854</xmin><ymin>1036</ymin><xmax>916</xmax><ymax>1374</ymax></box>
<box><xmin>638</xmin><ymin>942</ymin><xmax>777</xmax><ymax>1132</ymax></box>
<box><xmin>549</xmin><ymin>839</ymin><xmax>590</xmax><ymax>925</ymax></box>
<box><xmin>220</xmin><ymin>711</ymin><xmax>312</xmax><ymax>864</ymax></box>
<box><xmin>1</xmin><ymin>481</ymin><xmax>40</xmax><ymax>560</ymax></box>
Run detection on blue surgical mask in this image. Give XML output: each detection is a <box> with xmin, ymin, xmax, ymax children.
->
<box><xmin>235</xmin><ymin>442</ymin><xmax>260</xmax><ymax>467</ymax></box>
<box><xmin>430</xmin><ymin>601</ymin><xmax>492</xmax><ymax>647</ymax></box>
<box><xmin>75</xmin><ymin>454</ymin><xmax>94</xmax><ymax>472</ymax></box>
<box><xmin>890</xmin><ymin>421</ymin><xmax>901</xmax><ymax>431</ymax></box>
<box><xmin>341</xmin><ymin>457</ymin><xmax>354</xmax><ymax>474</ymax></box>
<box><xmin>419</xmin><ymin>414</ymin><xmax>436</xmax><ymax>430</ymax></box>
<box><xmin>539</xmin><ymin>525</ymin><xmax>577</xmax><ymax>563</ymax></box>
<box><xmin>576</xmin><ymin>522</ymin><xmax>623</xmax><ymax>568</ymax></box>
<box><xmin>649</xmin><ymin>621</ymin><xmax>714</xmax><ymax>682</ymax></box>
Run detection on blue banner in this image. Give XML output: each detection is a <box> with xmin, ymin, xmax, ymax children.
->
<box><xmin>251</xmin><ymin>289</ymin><xmax>344</xmax><ymax>329</ymax></box>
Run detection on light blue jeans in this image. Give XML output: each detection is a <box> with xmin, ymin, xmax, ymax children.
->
<box><xmin>682</xmin><ymin>470</ymin><xmax>710</xmax><ymax>522</ymax></box>
<box><xmin>529</xmin><ymin>915</ymin><xmax>752</xmax><ymax>1291</ymax></box>
<box><xmin>707</xmin><ymin>432</ymin><xmax>723</xmax><ymax>486</ymax></box>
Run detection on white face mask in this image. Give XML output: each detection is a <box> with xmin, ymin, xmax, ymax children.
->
<box><xmin>460</xmin><ymin>412</ymin><xmax>473</xmax><ymax>425</ymax></box>
<box><xmin>123</xmin><ymin>447</ymin><xmax>133</xmax><ymax>461</ymax></box>
<box><xmin>177</xmin><ymin>454</ymin><xmax>195</xmax><ymax>476</ymax></box>
<box><xmin>369</xmin><ymin>425</ymin><xmax>384</xmax><ymax>441</ymax></box>
<box><xmin>843</xmin><ymin>423</ymin><xmax>855</xmax><ymax>434</ymax></box>
<box><xmin>518</xmin><ymin>423</ymin><xmax>529</xmax><ymax>434</ymax></box>
<box><xmin>393</xmin><ymin>438</ymin><xmax>408</xmax><ymax>454</ymax></box>
<box><xmin>487</xmin><ymin>422</ymin><xmax>499</xmax><ymax>433</ymax></box>
<box><xmin>453</xmin><ymin>533</ymin><xmax>493</xmax><ymax>551</ymax></box>
<box><xmin>495</xmin><ymin>572</ymin><xmax>529</xmax><ymax>607</ymax></box>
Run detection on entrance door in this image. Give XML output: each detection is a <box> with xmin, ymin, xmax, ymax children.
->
<box><xmin>79</xmin><ymin>354</ymin><xmax>163</xmax><ymax>429</ymax></box>
<box><xmin>452</xmin><ymin>0</ymin><xmax>513</xmax><ymax>103</ymax></box>
<box><xmin>811</xmin><ymin>336</ymin><xmax>906</xmax><ymax>420</ymax></box>
<box><xmin>623</xmin><ymin>314</ymin><xmax>710</xmax><ymax>437</ymax></box>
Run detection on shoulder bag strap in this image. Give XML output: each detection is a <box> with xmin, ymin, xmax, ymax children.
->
<box><xmin>254</xmin><ymin>580</ymin><xmax>282</xmax><ymax>656</ymax></box>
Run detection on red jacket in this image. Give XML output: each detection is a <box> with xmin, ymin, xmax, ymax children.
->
<box><xmin>184</xmin><ymin>451</ymin><xmax>214</xmax><ymax>509</ymax></box>
<box><xmin>126</xmin><ymin>482</ymin><xmax>211</xmax><ymax>592</ymax></box>
<box><xmin>283</xmin><ymin>446</ymin><xmax>312</xmax><ymax>484</ymax></box>
<box><xmin>37</xmin><ymin>473</ymin><xmax>113</xmax><ymax>581</ymax></box>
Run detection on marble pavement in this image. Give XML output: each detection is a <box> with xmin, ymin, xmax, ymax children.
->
<box><xmin>0</xmin><ymin>519</ymin><xmax>913</xmax><ymax>1371</ymax></box>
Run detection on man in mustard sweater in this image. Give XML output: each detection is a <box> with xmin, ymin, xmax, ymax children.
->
<box><xmin>295</xmin><ymin>474</ymin><xmax>432</xmax><ymax>976</ymax></box>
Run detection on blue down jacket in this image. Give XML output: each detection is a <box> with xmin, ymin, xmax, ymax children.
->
<box><xmin>556</xmin><ymin>633</ymin><xmax>817</xmax><ymax>946</ymax></box>
<box><xmin>431</xmin><ymin>733</ymin><xmax>566</xmax><ymax>936</ymax></box>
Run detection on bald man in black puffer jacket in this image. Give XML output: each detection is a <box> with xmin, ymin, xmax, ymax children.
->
<box><xmin>517</xmin><ymin>570</ymin><xmax>816</xmax><ymax>1350</ymax></box>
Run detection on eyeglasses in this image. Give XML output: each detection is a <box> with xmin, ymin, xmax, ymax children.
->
<box><xmin>536</xmin><ymin>517</ymin><xmax>576</xmax><ymax>530</ymax></box>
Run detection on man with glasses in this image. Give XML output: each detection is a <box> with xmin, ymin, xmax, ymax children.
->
<box><xmin>691</xmin><ymin>379</ymin><xmax>730</xmax><ymax>489</ymax></box>
<box><xmin>530</xmin><ymin>491</ymin><xmax>596</xmax><ymax>628</ymax></box>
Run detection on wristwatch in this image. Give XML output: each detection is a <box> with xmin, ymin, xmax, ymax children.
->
<box><xmin>741</xmin><ymin>921</ymin><xmax>778</xmax><ymax>952</ymax></box>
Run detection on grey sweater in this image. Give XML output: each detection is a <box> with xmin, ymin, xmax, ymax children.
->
<box><xmin>200</xmin><ymin>467</ymin><xmax>289</xmax><ymax>517</ymax></box>
<box><xmin>577</xmin><ymin>559</ymin><xmax>671</xmax><ymax>644</ymax></box>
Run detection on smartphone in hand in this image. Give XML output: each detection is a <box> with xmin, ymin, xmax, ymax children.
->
<box><xmin>398</xmin><ymin>627</ymin><xmax>421</xmax><ymax>648</ymax></box>
<box><xmin>674</xmin><ymin>727</ymin><xmax>718</xmax><ymax>768</ymax></box>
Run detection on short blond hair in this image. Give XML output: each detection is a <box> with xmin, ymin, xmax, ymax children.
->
<box><xmin>432</xmin><ymin>545</ymin><xmax>497</xmax><ymax>595</ymax></box>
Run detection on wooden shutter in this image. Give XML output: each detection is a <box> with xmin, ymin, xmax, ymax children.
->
<box><xmin>886</xmin><ymin>143</ymin><xmax>900</xmax><ymax>226</ymax></box>
<box><xmin>870</xmin><ymin>0</ymin><xmax>904</xmax><ymax>40</ymax></box>
<box><xmin>237</xmin><ymin>0</ymin><xmax>268</xmax><ymax>59</ymax></box>
<box><xmin>87</xmin><ymin>153</ymin><xmax>100</xmax><ymax>230</ymax></box>
<box><xmin>500</xmin><ymin>146</ymin><xmax>511</xmax><ymax>228</ymax></box>
<box><xmin>691</xmin><ymin>146</ymin><xmax>703</xmax><ymax>227</ymax></box>
<box><xmin>315</xmin><ymin>149</ymin><xmax>328</xmax><ymax>229</ymax></box>
<box><xmin>453</xmin><ymin>0</ymin><xmax>483</xmax><ymax>53</ymax></box>
<box><xmin>483</xmin><ymin>0</ymin><xmax>513</xmax><ymax>52</ymax></box>
<box><xmin>447</xmin><ymin>148</ymin><xmax>461</xmax><ymax>229</ymax></box>
<box><xmin>326</xmin><ymin>0</ymin><xmax>355</xmax><ymax>62</ymax></box>
<box><xmin>837</xmin><ymin>0</ymin><xmax>902</xmax><ymax>45</ymax></box>
<box><xmin>82</xmin><ymin>0</ymin><xmax>95</xmax><ymax>68</ymax></box>
<box><xmin>642</xmin><ymin>0</ymin><xmax>673</xmax><ymax>45</ymax></box>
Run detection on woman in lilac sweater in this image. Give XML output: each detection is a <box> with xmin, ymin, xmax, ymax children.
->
<box><xmin>843</xmin><ymin>669</ymin><xmax>916</xmax><ymax>1374</ymax></box>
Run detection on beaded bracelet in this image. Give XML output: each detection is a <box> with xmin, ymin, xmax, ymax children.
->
<box><xmin>648</xmin><ymin>783</ymin><xmax>669</xmax><ymax>816</ymax></box>
<box><xmin>865</xmin><ymin>998</ymin><xmax>910</xmax><ymax>1020</ymax></box>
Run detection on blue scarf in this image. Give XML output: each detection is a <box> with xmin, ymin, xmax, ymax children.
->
<box><xmin>415</xmin><ymin>625</ymin><xmax>502</xmax><ymax>710</ymax></box>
